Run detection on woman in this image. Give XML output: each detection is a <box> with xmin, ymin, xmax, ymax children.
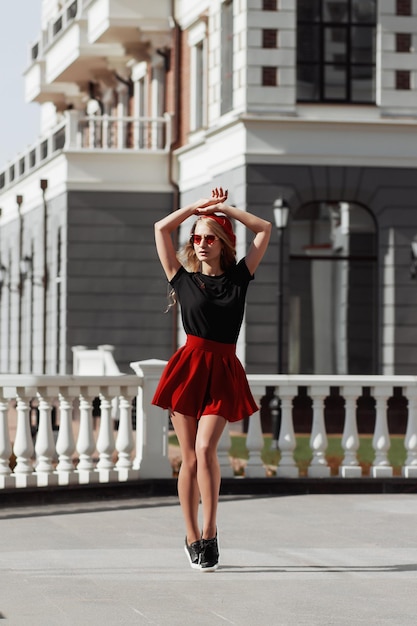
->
<box><xmin>152</xmin><ymin>187</ymin><xmax>271</xmax><ymax>571</ymax></box>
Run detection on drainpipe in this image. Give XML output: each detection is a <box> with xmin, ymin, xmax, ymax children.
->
<box><xmin>169</xmin><ymin>1</ymin><xmax>181</xmax><ymax>354</ymax></box>
<box><xmin>40</xmin><ymin>179</ymin><xmax>48</xmax><ymax>374</ymax></box>
<box><xmin>17</xmin><ymin>194</ymin><xmax>23</xmax><ymax>373</ymax></box>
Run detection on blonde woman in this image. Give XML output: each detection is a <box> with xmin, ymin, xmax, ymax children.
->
<box><xmin>153</xmin><ymin>188</ymin><xmax>272</xmax><ymax>571</ymax></box>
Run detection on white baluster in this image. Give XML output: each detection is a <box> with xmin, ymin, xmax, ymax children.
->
<box><xmin>339</xmin><ymin>386</ymin><xmax>362</xmax><ymax>478</ymax></box>
<box><xmin>245</xmin><ymin>392</ymin><xmax>266</xmax><ymax>478</ymax></box>
<box><xmin>13</xmin><ymin>395</ymin><xmax>35</xmax><ymax>486</ymax></box>
<box><xmin>371</xmin><ymin>388</ymin><xmax>393</xmax><ymax>478</ymax></box>
<box><xmin>116</xmin><ymin>394</ymin><xmax>137</xmax><ymax>480</ymax></box>
<box><xmin>96</xmin><ymin>393</ymin><xmax>116</xmax><ymax>476</ymax></box>
<box><xmin>76</xmin><ymin>392</ymin><xmax>97</xmax><ymax>483</ymax></box>
<box><xmin>308</xmin><ymin>387</ymin><xmax>330</xmax><ymax>478</ymax></box>
<box><xmin>35</xmin><ymin>392</ymin><xmax>57</xmax><ymax>485</ymax></box>
<box><xmin>55</xmin><ymin>392</ymin><xmax>77</xmax><ymax>483</ymax></box>
<box><xmin>276</xmin><ymin>388</ymin><xmax>298</xmax><ymax>478</ymax></box>
<box><xmin>0</xmin><ymin>396</ymin><xmax>12</xmax><ymax>486</ymax></box>
<box><xmin>130</xmin><ymin>360</ymin><xmax>172</xmax><ymax>478</ymax></box>
<box><xmin>218</xmin><ymin>421</ymin><xmax>234</xmax><ymax>478</ymax></box>
<box><xmin>403</xmin><ymin>386</ymin><xmax>417</xmax><ymax>477</ymax></box>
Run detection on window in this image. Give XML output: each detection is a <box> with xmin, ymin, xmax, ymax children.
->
<box><xmin>263</xmin><ymin>0</ymin><xmax>277</xmax><ymax>11</ymax></box>
<box><xmin>262</xmin><ymin>66</ymin><xmax>278</xmax><ymax>86</ymax></box>
<box><xmin>396</xmin><ymin>70</ymin><xmax>411</xmax><ymax>90</ymax></box>
<box><xmin>396</xmin><ymin>0</ymin><xmax>411</xmax><ymax>15</ymax></box>
<box><xmin>297</xmin><ymin>0</ymin><xmax>377</xmax><ymax>103</ymax></box>
<box><xmin>396</xmin><ymin>33</ymin><xmax>412</xmax><ymax>52</ymax></box>
<box><xmin>288</xmin><ymin>201</ymin><xmax>377</xmax><ymax>374</ymax></box>
<box><xmin>189</xmin><ymin>22</ymin><xmax>207</xmax><ymax>131</ymax></box>
<box><xmin>263</xmin><ymin>29</ymin><xmax>278</xmax><ymax>48</ymax></box>
<box><xmin>221</xmin><ymin>0</ymin><xmax>234</xmax><ymax>115</ymax></box>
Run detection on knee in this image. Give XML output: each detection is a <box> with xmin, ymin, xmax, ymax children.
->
<box><xmin>195</xmin><ymin>441</ymin><xmax>215</xmax><ymax>468</ymax></box>
<box><xmin>180</xmin><ymin>452</ymin><xmax>197</xmax><ymax>475</ymax></box>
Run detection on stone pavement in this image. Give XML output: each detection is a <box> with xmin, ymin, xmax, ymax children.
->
<box><xmin>0</xmin><ymin>491</ymin><xmax>416</xmax><ymax>625</ymax></box>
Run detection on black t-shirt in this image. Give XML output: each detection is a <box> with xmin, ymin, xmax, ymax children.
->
<box><xmin>170</xmin><ymin>258</ymin><xmax>254</xmax><ymax>344</ymax></box>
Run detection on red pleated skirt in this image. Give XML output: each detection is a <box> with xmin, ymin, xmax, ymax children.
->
<box><xmin>152</xmin><ymin>335</ymin><xmax>258</xmax><ymax>422</ymax></box>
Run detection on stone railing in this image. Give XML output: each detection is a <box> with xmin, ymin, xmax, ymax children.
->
<box><xmin>0</xmin><ymin>112</ymin><xmax>171</xmax><ymax>191</ymax></box>
<box><xmin>1</xmin><ymin>364</ymin><xmax>417</xmax><ymax>490</ymax></box>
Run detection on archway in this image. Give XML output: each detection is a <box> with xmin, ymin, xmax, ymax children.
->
<box><xmin>288</xmin><ymin>200</ymin><xmax>377</xmax><ymax>374</ymax></box>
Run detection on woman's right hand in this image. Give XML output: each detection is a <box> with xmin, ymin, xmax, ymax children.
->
<box><xmin>195</xmin><ymin>188</ymin><xmax>228</xmax><ymax>211</ymax></box>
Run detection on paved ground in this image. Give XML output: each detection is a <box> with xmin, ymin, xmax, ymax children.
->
<box><xmin>0</xmin><ymin>491</ymin><xmax>416</xmax><ymax>625</ymax></box>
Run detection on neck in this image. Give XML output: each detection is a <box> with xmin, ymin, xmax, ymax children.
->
<box><xmin>201</xmin><ymin>261</ymin><xmax>222</xmax><ymax>276</ymax></box>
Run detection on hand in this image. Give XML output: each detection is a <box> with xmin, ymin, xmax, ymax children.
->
<box><xmin>194</xmin><ymin>188</ymin><xmax>228</xmax><ymax>213</ymax></box>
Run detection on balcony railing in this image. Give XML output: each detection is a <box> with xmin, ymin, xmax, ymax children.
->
<box><xmin>1</xmin><ymin>364</ymin><xmax>417</xmax><ymax>490</ymax></box>
<box><xmin>30</xmin><ymin>0</ymin><xmax>83</xmax><ymax>60</ymax></box>
<box><xmin>0</xmin><ymin>112</ymin><xmax>171</xmax><ymax>191</ymax></box>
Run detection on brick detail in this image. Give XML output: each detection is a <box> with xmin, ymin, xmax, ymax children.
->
<box><xmin>396</xmin><ymin>0</ymin><xmax>412</xmax><ymax>15</ymax></box>
<box><xmin>263</xmin><ymin>0</ymin><xmax>277</xmax><ymax>10</ymax></box>
<box><xmin>262</xmin><ymin>66</ymin><xmax>277</xmax><ymax>86</ymax></box>
<box><xmin>396</xmin><ymin>33</ymin><xmax>412</xmax><ymax>52</ymax></box>
<box><xmin>263</xmin><ymin>29</ymin><xmax>278</xmax><ymax>49</ymax></box>
<box><xmin>396</xmin><ymin>70</ymin><xmax>411</xmax><ymax>90</ymax></box>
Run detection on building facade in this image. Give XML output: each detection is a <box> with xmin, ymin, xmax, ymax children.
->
<box><xmin>0</xmin><ymin>0</ymin><xmax>417</xmax><ymax>376</ymax></box>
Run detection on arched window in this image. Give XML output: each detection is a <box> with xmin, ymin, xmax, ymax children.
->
<box><xmin>288</xmin><ymin>201</ymin><xmax>377</xmax><ymax>374</ymax></box>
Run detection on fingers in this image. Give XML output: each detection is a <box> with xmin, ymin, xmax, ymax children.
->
<box><xmin>211</xmin><ymin>187</ymin><xmax>228</xmax><ymax>200</ymax></box>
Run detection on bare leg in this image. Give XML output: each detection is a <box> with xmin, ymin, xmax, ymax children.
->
<box><xmin>195</xmin><ymin>414</ymin><xmax>226</xmax><ymax>539</ymax></box>
<box><xmin>170</xmin><ymin>412</ymin><xmax>200</xmax><ymax>544</ymax></box>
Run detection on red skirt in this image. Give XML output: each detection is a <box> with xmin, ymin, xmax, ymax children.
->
<box><xmin>152</xmin><ymin>335</ymin><xmax>258</xmax><ymax>422</ymax></box>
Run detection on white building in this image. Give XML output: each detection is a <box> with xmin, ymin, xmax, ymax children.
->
<box><xmin>0</xmin><ymin>0</ymin><xmax>416</xmax><ymax>376</ymax></box>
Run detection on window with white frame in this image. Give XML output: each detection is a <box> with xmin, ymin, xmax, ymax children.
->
<box><xmin>221</xmin><ymin>0</ymin><xmax>234</xmax><ymax>115</ymax></box>
<box><xmin>132</xmin><ymin>62</ymin><xmax>148</xmax><ymax>148</ymax></box>
<box><xmin>189</xmin><ymin>21</ymin><xmax>207</xmax><ymax>131</ymax></box>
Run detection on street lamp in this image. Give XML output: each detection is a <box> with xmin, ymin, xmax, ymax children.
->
<box><xmin>273</xmin><ymin>198</ymin><xmax>289</xmax><ymax>373</ymax></box>
<box><xmin>270</xmin><ymin>198</ymin><xmax>289</xmax><ymax>449</ymax></box>
<box><xmin>410</xmin><ymin>236</ymin><xmax>417</xmax><ymax>279</ymax></box>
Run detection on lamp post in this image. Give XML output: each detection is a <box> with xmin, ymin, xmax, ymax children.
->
<box><xmin>273</xmin><ymin>198</ymin><xmax>289</xmax><ymax>373</ymax></box>
<box><xmin>270</xmin><ymin>198</ymin><xmax>289</xmax><ymax>448</ymax></box>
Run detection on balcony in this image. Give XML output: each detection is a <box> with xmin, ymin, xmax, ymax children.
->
<box><xmin>24</xmin><ymin>0</ymin><xmax>134</xmax><ymax>103</ymax></box>
<box><xmin>1</xmin><ymin>365</ymin><xmax>417</xmax><ymax>490</ymax></box>
<box><xmin>87</xmin><ymin>0</ymin><xmax>172</xmax><ymax>51</ymax></box>
<box><xmin>0</xmin><ymin>111</ymin><xmax>171</xmax><ymax>192</ymax></box>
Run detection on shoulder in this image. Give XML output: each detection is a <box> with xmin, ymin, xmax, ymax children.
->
<box><xmin>170</xmin><ymin>265</ymin><xmax>187</xmax><ymax>286</ymax></box>
<box><xmin>228</xmin><ymin>258</ymin><xmax>254</xmax><ymax>282</ymax></box>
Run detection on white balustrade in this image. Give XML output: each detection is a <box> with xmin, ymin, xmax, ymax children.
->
<box><xmin>339</xmin><ymin>386</ymin><xmax>362</xmax><ymax>478</ymax></box>
<box><xmin>308</xmin><ymin>388</ymin><xmax>331</xmax><ymax>478</ymax></box>
<box><xmin>371</xmin><ymin>388</ymin><xmax>393</xmax><ymax>478</ymax></box>
<box><xmin>0</xmin><ymin>374</ymin><xmax>417</xmax><ymax>489</ymax></box>
<box><xmin>276</xmin><ymin>387</ymin><xmax>298</xmax><ymax>478</ymax></box>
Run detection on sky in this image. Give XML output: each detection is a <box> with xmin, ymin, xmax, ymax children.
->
<box><xmin>0</xmin><ymin>0</ymin><xmax>43</xmax><ymax>167</ymax></box>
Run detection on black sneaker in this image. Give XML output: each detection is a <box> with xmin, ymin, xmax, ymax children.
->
<box><xmin>184</xmin><ymin>538</ymin><xmax>201</xmax><ymax>570</ymax></box>
<box><xmin>200</xmin><ymin>535</ymin><xmax>219</xmax><ymax>572</ymax></box>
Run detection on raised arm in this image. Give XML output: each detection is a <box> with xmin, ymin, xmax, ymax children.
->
<box><xmin>154</xmin><ymin>192</ymin><xmax>227</xmax><ymax>280</ymax></box>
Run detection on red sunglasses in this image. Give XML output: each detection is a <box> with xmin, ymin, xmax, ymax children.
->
<box><xmin>190</xmin><ymin>234</ymin><xmax>218</xmax><ymax>245</ymax></box>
